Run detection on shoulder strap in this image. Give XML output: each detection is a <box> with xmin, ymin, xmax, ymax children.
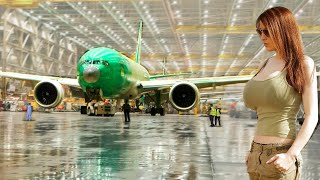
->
<box><xmin>254</xmin><ymin>58</ymin><xmax>270</xmax><ymax>77</ymax></box>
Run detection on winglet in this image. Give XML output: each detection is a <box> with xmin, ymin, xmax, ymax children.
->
<box><xmin>135</xmin><ymin>19</ymin><xmax>143</xmax><ymax>64</ymax></box>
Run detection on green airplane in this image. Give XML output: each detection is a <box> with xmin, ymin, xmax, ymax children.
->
<box><xmin>0</xmin><ymin>20</ymin><xmax>254</xmax><ymax>116</ymax></box>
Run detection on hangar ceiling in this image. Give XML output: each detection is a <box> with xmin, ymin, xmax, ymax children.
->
<box><xmin>1</xmin><ymin>0</ymin><xmax>320</xmax><ymax>98</ymax></box>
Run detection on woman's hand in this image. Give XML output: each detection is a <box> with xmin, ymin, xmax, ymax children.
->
<box><xmin>266</xmin><ymin>153</ymin><xmax>296</xmax><ymax>172</ymax></box>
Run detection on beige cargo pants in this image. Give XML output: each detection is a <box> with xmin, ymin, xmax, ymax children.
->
<box><xmin>246</xmin><ymin>141</ymin><xmax>302</xmax><ymax>180</ymax></box>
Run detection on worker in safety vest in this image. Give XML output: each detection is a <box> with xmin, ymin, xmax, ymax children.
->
<box><xmin>209</xmin><ymin>104</ymin><xmax>216</xmax><ymax>127</ymax></box>
<box><xmin>215</xmin><ymin>105</ymin><xmax>221</xmax><ymax>127</ymax></box>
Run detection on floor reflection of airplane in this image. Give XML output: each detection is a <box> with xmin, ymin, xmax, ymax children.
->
<box><xmin>0</xmin><ymin>20</ymin><xmax>253</xmax><ymax>116</ymax></box>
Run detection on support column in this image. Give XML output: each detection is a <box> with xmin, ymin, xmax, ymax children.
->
<box><xmin>1</xmin><ymin>14</ymin><xmax>7</xmax><ymax>101</ymax></box>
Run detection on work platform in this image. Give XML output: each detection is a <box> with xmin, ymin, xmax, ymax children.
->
<box><xmin>0</xmin><ymin>112</ymin><xmax>319</xmax><ymax>179</ymax></box>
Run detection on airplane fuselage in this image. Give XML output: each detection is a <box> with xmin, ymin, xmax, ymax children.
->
<box><xmin>77</xmin><ymin>47</ymin><xmax>150</xmax><ymax>99</ymax></box>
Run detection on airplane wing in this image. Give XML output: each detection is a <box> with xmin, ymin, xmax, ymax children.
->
<box><xmin>200</xmin><ymin>90</ymin><xmax>242</xmax><ymax>96</ymax></box>
<box><xmin>0</xmin><ymin>71</ymin><xmax>80</xmax><ymax>87</ymax></box>
<box><xmin>150</xmin><ymin>72</ymin><xmax>193</xmax><ymax>79</ymax></box>
<box><xmin>142</xmin><ymin>70</ymin><xmax>320</xmax><ymax>90</ymax></box>
<box><xmin>139</xmin><ymin>75</ymin><xmax>254</xmax><ymax>90</ymax></box>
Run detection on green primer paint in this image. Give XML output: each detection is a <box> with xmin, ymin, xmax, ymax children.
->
<box><xmin>77</xmin><ymin>47</ymin><xmax>150</xmax><ymax>99</ymax></box>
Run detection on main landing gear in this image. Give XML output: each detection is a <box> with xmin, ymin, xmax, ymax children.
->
<box><xmin>150</xmin><ymin>107</ymin><xmax>165</xmax><ymax>116</ymax></box>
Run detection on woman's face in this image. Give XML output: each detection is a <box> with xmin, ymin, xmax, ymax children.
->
<box><xmin>257</xmin><ymin>21</ymin><xmax>276</xmax><ymax>52</ymax></box>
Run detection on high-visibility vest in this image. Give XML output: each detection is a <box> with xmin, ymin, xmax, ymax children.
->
<box><xmin>210</xmin><ymin>107</ymin><xmax>216</xmax><ymax>116</ymax></box>
<box><xmin>216</xmin><ymin>108</ymin><xmax>221</xmax><ymax>116</ymax></box>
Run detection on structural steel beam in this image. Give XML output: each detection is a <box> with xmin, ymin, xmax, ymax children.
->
<box><xmin>176</xmin><ymin>25</ymin><xmax>320</xmax><ymax>34</ymax></box>
<box><xmin>0</xmin><ymin>0</ymin><xmax>160</xmax><ymax>8</ymax></box>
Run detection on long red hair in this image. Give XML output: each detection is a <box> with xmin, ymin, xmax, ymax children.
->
<box><xmin>256</xmin><ymin>6</ymin><xmax>307</xmax><ymax>93</ymax></box>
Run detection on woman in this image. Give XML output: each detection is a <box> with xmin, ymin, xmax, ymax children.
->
<box><xmin>243</xmin><ymin>6</ymin><xmax>318</xmax><ymax>179</ymax></box>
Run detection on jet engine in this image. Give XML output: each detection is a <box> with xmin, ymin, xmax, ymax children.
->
<box><xmin>34</xmin><ymin>80</ymin><xmax>64</xmax><ymax>108</ymax></box>
<box><xmin>169</xmin><ymin>82</ymin><xmax>200</xmax><ymax>111</ymax></box>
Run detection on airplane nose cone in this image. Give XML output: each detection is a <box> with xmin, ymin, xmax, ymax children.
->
<box><xmin>83</xmin><ymin>66</ymin><xmax>100</xmax><ymax>83</ymax></box>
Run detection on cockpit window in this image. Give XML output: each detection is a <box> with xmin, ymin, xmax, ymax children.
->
<box><xmin>80</xmin><ymin>60</ymin><xmax>109</xmax><ymax>66</ymax></box>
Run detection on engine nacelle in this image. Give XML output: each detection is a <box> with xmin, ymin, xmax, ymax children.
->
<box><xmin>34</xmin><ymin>80</ymin><xmax>64</xmax><ymax>108</ymax></box>
<box><xmin>169</xmin><ymin>82</ymin><xmax>200</xmax><ymax>111</ymax></box>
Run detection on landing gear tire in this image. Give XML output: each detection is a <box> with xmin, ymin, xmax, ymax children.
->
<box><xmin>150</xmin><ymin>107</ymin><xmax>156</xmax><ymax>116</ymax></box>
<box><xmin>159</xmin><ymin>108</ymin><xmax>165</xmax><ymax>116</ymax></box>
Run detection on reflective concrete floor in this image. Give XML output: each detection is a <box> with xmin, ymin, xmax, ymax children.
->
<box><xmin>0</xmin><ymin>111</ymin><xmax>319</xmax><ymax>180</ymax></box>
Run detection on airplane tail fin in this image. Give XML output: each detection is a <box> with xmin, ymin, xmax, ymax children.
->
<box><xmin>134</xmin><ymin>19</ymin><xmax>143</xmax><ymax>64</ymax></box>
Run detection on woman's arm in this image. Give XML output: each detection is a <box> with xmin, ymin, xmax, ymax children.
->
<box><xmin>287</xmin><ymin>56</ymin><xmax>318</xmax><ymax>157</ymax></box>
<box><xmin>266</xmin><ymin>56</ymin><xmax>318</xmax><ymax>172</ymax></box>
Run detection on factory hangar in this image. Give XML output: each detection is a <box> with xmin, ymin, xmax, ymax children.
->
<box><xmin>0</xmin><ymin>1</ymin><xmax>320</xmax><ymax>179</ymax></box>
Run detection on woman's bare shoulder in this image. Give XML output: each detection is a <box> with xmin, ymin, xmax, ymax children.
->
<box><xmin>303</xmin><ymin>55</ymin><xmax>315</xmax><ymax>72</ymax></box>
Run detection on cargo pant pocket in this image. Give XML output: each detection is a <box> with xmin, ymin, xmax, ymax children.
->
<box><xmin>259</xmin><ymin>153</ymin><xmax>284</xmax><ymax>179</ymax></box>
<box><xmin>246</xmin><ymin>152</ymin><xmax>257</xmax><ymax>174</ymax></box>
